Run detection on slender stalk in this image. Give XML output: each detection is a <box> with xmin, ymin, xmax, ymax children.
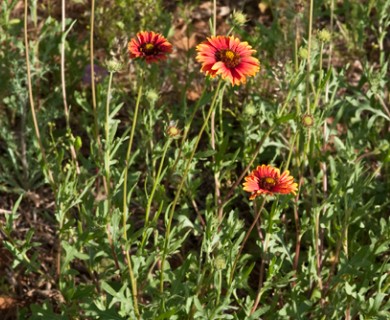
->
<box><xmin>24</xmin><ymin>0</ymin><xmax>55</xmax><ymax>189</ymax></box>
<box><xmin>61</xmin><ymin>0</ymin><xmax>80</xmax><ymax>174</ymax></box>
<box><xmin>90</xmin><ymin>0</ymin><xmax>107</xmax><ymax>193</ymax></box>
<box><xmin>212</xmin><ymin>0</ymin><xmax>217</xmax><ymax>36</ymax></box>
<box><xmin>285</xmin><ymin>132</ymin><xmax>297</xmax><ymax>171</ymax></box>
<box><xmin>160</xmin><ymin>80</ymin><xmax>223</xmax><ymax>293</ymax></box>
<box><xmin>211</xmin><ymin>108</ymin><xmax>222</xmax><ymax>220</ymax></box>
<box><xmin>122</xmin><ymin>73</ymin><xmax>144</xmax><ymax>319</ymax></box>
<box><xmin>250</xmin><ymin>199</ymin><xmax>278</xmax><ymax>314</ymax></box>
<box><xmin>324</xmin><ymin>208</ymin><xmax>351</xmax><ymax>295</ymax></box>
<box><xmin>321</xmin><ymin>2</ymin><xmax>333</xmax><ymax>289</ymax></box>
<box><xmin>140</xmin><ymin>138</ymin><xmax>172</xmax><ymax>250</ymax></box>
<box><xmin>292</xmin><ymin>194</ymin><xmax>301</xmax><ymax>272</ymax></box>
<box><xmin>25</xmin><ymin>0</ymin><xmax>59</xmax><ymax>281</ymax></box>
<box><xmin>306</xmin><ymin>0</ymin><xmax>314</xmax><ymax>113</ymax></box>
<box><xmin>104</xmin><ymin>71</ymin><xmax>120</xmax><ymax>271</ymax></box>
<box><xmin>90</xmin><ymin>0</ymin><xmax>99</xmax><ymax>147</ymax></box>
<box><xmin>105</xmin><ymin>72</ymin><xmax>114</xmax><ymax>201</ymax></box>
<box><xmin>325</xmin><ymin>0</ymin><xmax>334</xmax><ymax>101</ymax></box>
<box><xmin>229</xmin><ymin>198</ymin><xmax>266</xmax><ymax>285</ymax></box>
<box><xmin>216</xmin><ymin>269</ymin><xmax>222</xmax><ymax>305</ymax></box>
<box><xmin>170</xmin><ymin>87</ymin><xmax>207</xmax><ymax>175</ymax></box>
<box><xmin>314</xmin><ymin>209</ymin><xmax>323</xmax><ymax>290</ymax></box>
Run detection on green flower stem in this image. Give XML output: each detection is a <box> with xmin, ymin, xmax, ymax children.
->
<box><xmin>229</xmin><ymin>197</ymin><xmax>266</xmax><ymax>285</ymax></box>
<box><xmin>170</xmin><ymin>87</ymin><xmax>207</xmax><ymax>175</ymax></box>
<box><xmin>60</xmin><ymin>1</ymin><xmax>80</xmax><ymax>175</ymax></box>
<box><xmin>306</xmin><ymin>0</ymin><xmax>315</xmax><ymax>113</ymax></box>
<box><xmin>104</xmin><ymin>71</ymin><xmax>120</xmax><ymax>271</ymax></box>
<box><xmin>212</xmin><ymin>0</ymin><xmax>217</xmax><ymax>36</ymax></box>
<box><xmin>24</xmin><ymin>0</ymin><xmax>55</xmax><ymax>191</ymax></box>
<box><xmin>250</xmin><ymin>198</ymin><xmax>278</xmax><ymax>315</ymax></box>
<box><xmin>312</xmin><ymin>42</ymin><xmax>327</xmax><ymax>112</ymax></box>
<box><xmin>90</xmin><ymin>0</ymin><xmax>100</xmax><ymax>152</ymax></box>
<box><xmin>140</xmin><ymin>138</ymin><xmax>172</xmax><ymax>251</ymax></box>
<box><xmin>319</xmin><ymin>42</ymin><xmax>324</xmax><ymax>85</ymax></box>
<box><xmin>285</xmin><ymin>132</ymin><xmax>297</xmax><ymax>171</ymax></box>
<box><xmin>160</xmin><ymin>79</ymin><xmax>223</xmax><ymax>294</ymax></box>
<box><xmin>122</xmin><ymin>72</ymin><xmax>144</xmax><ymax>319</ymax></box>
<box><xmin>105</xmin><ymin>71</ymin><xmax>114</xmax><ymax>207</ymax></box>
<box><xmin>209</xmin><ymin>269</ymin><xmax>222</xmax><ymax>319</ymax></box>
<box><xmin>314</xmin><ymin>208</ymin><xmax>323</xmax><ymax>290</ymax></box>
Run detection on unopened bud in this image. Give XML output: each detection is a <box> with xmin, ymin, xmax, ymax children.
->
<box><xmin>106</xmin><ymin>59</ymin><xmax>124</xmax><ymax>73</ymax></box>
<box><xmin>166</xmin><ymin>122</ymin><xmax>181</xmax><ymax>139</ymax></box>
<box><xmin>301</xmin><ymin>114</ymin><xmax>314</xmax><ymax>127</ymax></box>
<box><xmin>299</xmin><ymin>47</ymin><xmax>308</xmax><ymax>60</ymax></box>
<box><xmin>214</xmin><ymin>256</ymin><xmax>226</xmax><ymax>270</ymax></box>
<box><xmin>318</xmin><ymin>29</ymin><xmax>331</xmax><ymax>43</ymax></box>
<box><xmin>232</xmin><ymin>10</ymin><xmax>247</xmax><ymax>27</ymax></box>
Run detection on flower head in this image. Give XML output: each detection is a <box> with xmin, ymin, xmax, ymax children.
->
<box><xmin>128</xmin><ymin>31</ymin><xmax>172</xmax><ymax>63</ymax></box>
<box><xmin>196</xmin><ymin>35</ymin><xmax>260</xmax><ymax>86</ymax></box>
<box><xmin>243</xmin><ymin>164</ymin><xmax>298</xmax><ymax>200</ymax></box>
<box><xmin>166</xmin><ymin>121</ymin><xmax>181</xmax><ymax>139</ymax></box>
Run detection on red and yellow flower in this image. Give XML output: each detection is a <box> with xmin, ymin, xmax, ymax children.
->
<box><xmin>243</xmin><ymin>165</ymin><xmax>298</xmax><ymax>200</ymax></box>
<box><xmin>128</xmin><ymin>31</ymin><xmax>172</xmax><ymax>63</ymax></box>
<box><xmin>196</xmin><ymin>35</ymin><xmax>260</xmax><ymax>86</ymax></box>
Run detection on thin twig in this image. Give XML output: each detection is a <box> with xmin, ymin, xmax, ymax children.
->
<box><xmin>306</xmin><ymin>0</ymin><xmax>314</xmax><ymax>113</ymax></box>
<box><xmin>24</xmin><ymin>0</ymin><xmax>55</xmax><ymax>188</ymax></box>
<box><xmin>211</xmin><ymin>109</ymin><xmax>222</xmax><ymax>220</ymax></box>
<box><xmin>90</xmin><ymin>0</ymin><xmax>107</xmax><ymax>194</ymax></box>
<box><xmin>160</xmin><ymin>80</ymin><xmax>223</xmax><ymax>294</ymax></box>
<box><xmin>122</xmin><ymin>72</ymin><xmax>144</xmax><ymax>319</ymax></box>
<box><xmin>229</xmin><ymin>198</ymin><xmax>266</xmax><ymax>285</ymax></box>
<box><xmin>293</xmin><ymin>176</ymin><xmax>304</xmax><ymax>272</ymax></box>
<box><xmin>61</xmin><ymin>0</ymin><xmax>80</xmax><ymax>174</ymax></box>
<box><xmin>250</xmin><ymin>200</ymin><xmax>276</xmax><ymax>315</ymax></box>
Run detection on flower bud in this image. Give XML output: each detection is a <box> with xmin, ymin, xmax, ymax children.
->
<box><xmin>214</xmin><ymin>256</ymin><xmax>226</xmax><ymax>270</ymax></box>
<box><xmin>106</xmin><ymin>59</ymin><xmax>124</xmax><ymax>73</ymax></box>
<box><xmin>166</xmin><ymin>122</ymin><xmax>181</xmax><ymax>139</ymax></box>
<box><xmin>301</xmin><ymin>114</ymin><xmax>314</xmax><ymax>127</ymax></box>
<box><xmin>299</xmin><ymin>47</ymin><xmax>308</xmax><ymax>60</ymax></box>
<box><xmin>231</xmin><ymin>10</ymin><xmax>247</xmax><ymax>27</ymax></box>
<box><xmin>317</xmin><ymin>29</ymin><xmax>331</xmax><ymax>43</ymax></box>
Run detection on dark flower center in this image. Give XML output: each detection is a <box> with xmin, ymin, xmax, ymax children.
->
<box><xmin>216</xmin><ymin>49</ymin><xmax>241</xmax><ymax>68</ymax></box>
<box><xmin>140</xmin><ymin>43</ymin><xmax>157</xmax><ymax>55</ymax></box>
<box><xmin>260</xmin><ymin>177</ymin><xmax>277</xmax><ymax>190</ymax></box>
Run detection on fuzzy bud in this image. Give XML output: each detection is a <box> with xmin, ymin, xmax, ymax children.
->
<box><xmin>301</xmin><ymin>114</ymin><xmax>314</xmax><ymax>127</ymax></box>
<box><xmin>106</xmin><ymin>59</ymin><xmax>124</xmax><ymax>73</ymax></box>
<box><xmin>299</xmin><ymin>47</ymin><xmax>308</xmax><ymax>60</ymax></box>
<box><xmin>231</xmin><ymin>10</ymin><xmax>247</xmax><ymax>27</ymax></box>
<box><xmin>317</xmin><ymin>29</ymin><xmax>331</xmax><ymax>43</ymax></box>
<box><xmin>214</xmin><ymin>256</ymin><xmax>226</xmax><ymax>270</ymax></box>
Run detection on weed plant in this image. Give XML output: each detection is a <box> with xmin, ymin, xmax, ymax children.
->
<box><xmin>0</xmin><ymin>0</ymin><xmax>389</xmax><ymax>319</ymax></box>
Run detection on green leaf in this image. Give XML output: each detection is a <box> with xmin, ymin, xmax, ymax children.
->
<box><xmin>195</xmin><ymin>149</ymin><xmax>217</xmax><ymax>159</ymax></box>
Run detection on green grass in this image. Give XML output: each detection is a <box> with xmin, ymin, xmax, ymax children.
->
<box><xmin>0</xmin><ymin>0</ymin><xmax>389</xmax><ymax>319</ymax></box>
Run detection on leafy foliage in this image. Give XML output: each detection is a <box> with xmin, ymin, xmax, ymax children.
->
<box><xmin>0</xmin><ymin>0</ymin><xmax>389</xmax><ymax>319</ymax></box>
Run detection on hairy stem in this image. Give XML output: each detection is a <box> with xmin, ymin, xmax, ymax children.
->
<box><xmin>229</xmin><ymin>198</ymin><xmax>266</xmax><ymax>285</ymax></box>
<box><xmin>122</xmin><ymin>73</ymin><xmax>144</xmax><ymax>319</ymax></box>
<box><xmin>160</xmin><ymin>80</ymin><xmax>223</xmax><ymax>294</ymax></box>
